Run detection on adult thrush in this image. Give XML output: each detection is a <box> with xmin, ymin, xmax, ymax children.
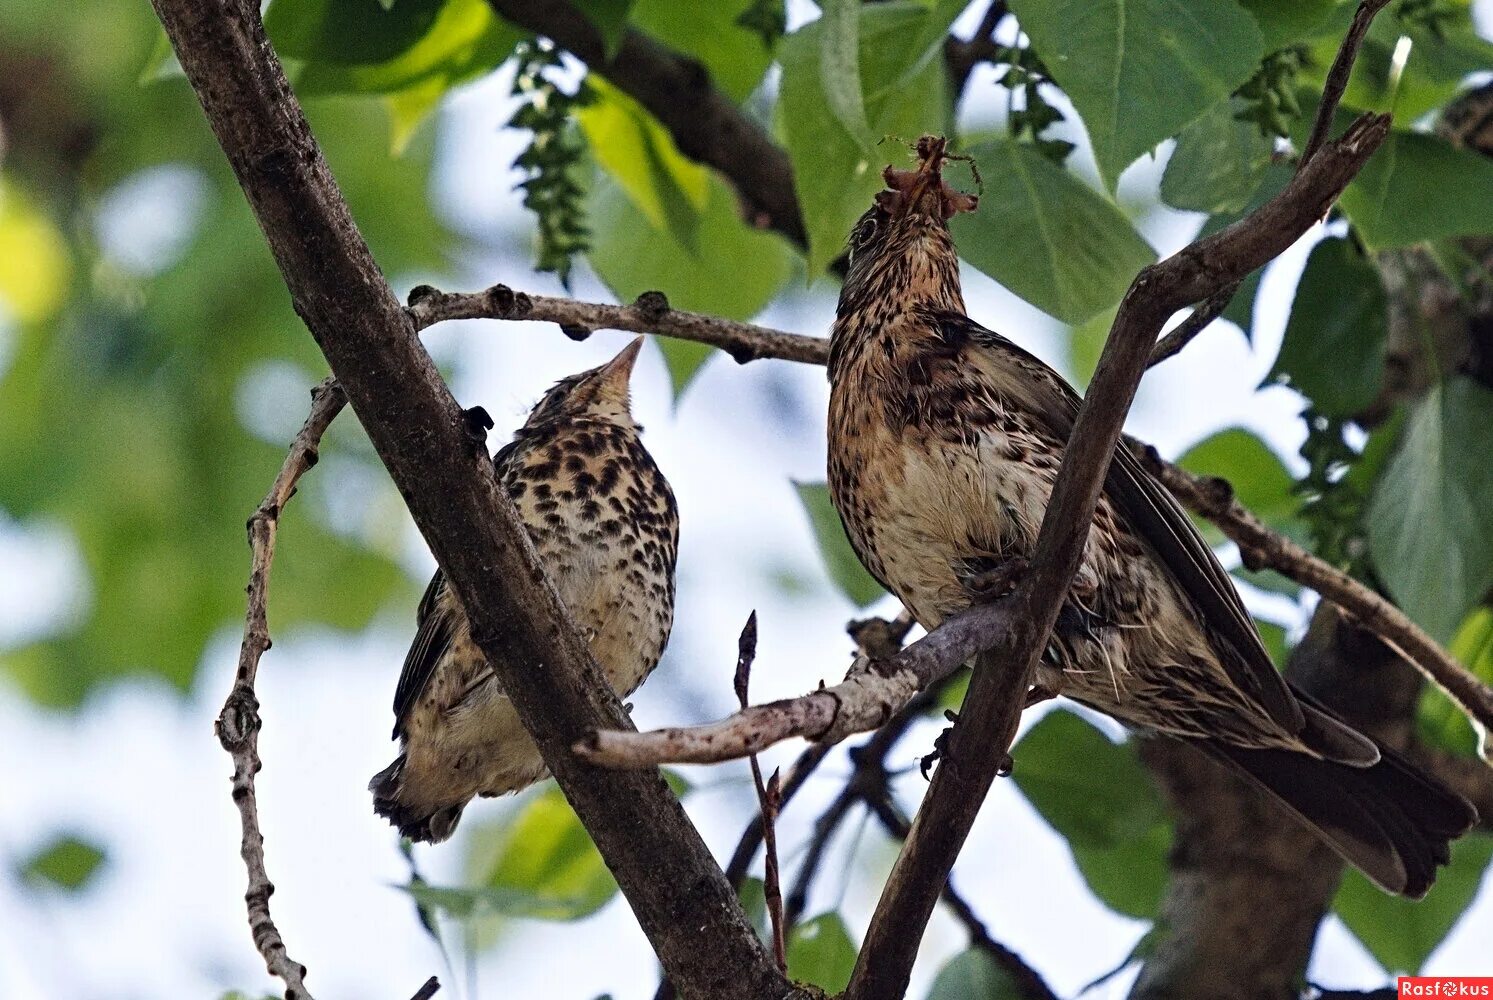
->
<box><xmin>371</xmin><ymin>338</ymin><xmax>678</xmax><ymax>842</ymax></box>
<box><xmin>826</xmin><ymin>137</ymin><xmax>1475</xmax><ymax>896</ymax></box>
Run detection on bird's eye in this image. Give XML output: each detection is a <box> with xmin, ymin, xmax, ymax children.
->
<box><xmin>849</xmin><ymin>213</ymin><xmax>880</xmax><ymax>262</ymax></box>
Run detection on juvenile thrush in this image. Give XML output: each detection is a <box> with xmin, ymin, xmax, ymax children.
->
<box><xmin>371</xmin><ymin>338</ymin><xmax>678</xmax><ymax>842</ymax></box>
<box><xmin>826</xmin><ymin>137</ymin><xmax>1475</xmax><ymax>896</ymax></box>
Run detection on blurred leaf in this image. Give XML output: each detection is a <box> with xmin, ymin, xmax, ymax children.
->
<box><xmin>1160</xmin><ymin>99</ymin><xmax>1273</xmax><ymax>214</ymax></box>
<box><xmin>661</xmin><ymin>767</ymin><xmax>693</xmax><ymax>797</ymax></box>
<box><xmin>1418</xmin><ymin>605</ymin><xmax>1493</xmax><ymax>755</ymax></box>
<box><xmin>786</xmin><ymin>912</ymin><xmax>857</xmax><ymax>992</ymax></box>
<box><xmin>926</xmin><ymin>948</ymin><xmax>1023</xmax><ymax>999</ymax></box>
<box><xmin>778</xmin><ymin>1</ymin><xmax>952</xmax><ymax>273</ymax></box>
<box><xmin>738</xmin><ymin>876</ymin><xmax>771</xmax><ymax>943</ymax></box>
<box><xmin>1255</xmin><ymin>618</ymin><xmax>1289</xmax><ymax>668</ymax></box>
<box><xmin>1367</xmin><ymin>378</ymin><xmax>1493</xmax><ymax>644</ymax></box>
<box><xmin>577</xmin><ymin>78</ymin><xmax>708</xmax><ymax>249</ymax></box>
<box><xmin>819</xmin><ymin>0</ymin><xmax>869</xmax><ymax>141</ymax></box>
<box><xmin>951</xmin><ymin>139</ymin><xmax>1156</xmax><ymax>324</ymax></box>
<box><xmin>1178</xmin><ymin>427</ymin><xmax>1301</xmax><ymax>546</ymax></box>
<box><xmin>1007</xmin><ymin>0</ymin><xmax>1264</xmax><ymax>188</ymax></box>
<box><xmin>1333</xmin><ymin>833</ymin><xmax>1493</xmax><ymax>974</ymax></box>
<box><xmin>19</xmin><ymin>834</ymin><xmax>106</xmax><ymax>892</ymax></box>
<box><xmin>588</xmin><ymin>174</ymin><xmax>793</xmax><ymax>395</ymax></box>
<box><xmin>0</xmin><ymin>180</ymin><xmax>72</xmax><ymax>325</ymax></box>
<box><xmin>137</xmin><ymin>29</ymin><xmax>184</xmax><ymax>84</ymax></box>
<box><xmin>294</xmin><ymin>0</ymin><xmax>520</xmax><ymax>96</ymax></box>
<box><xmin>1237</xmin><ymin>0</ymin><xmax>1337</xmax><ymax>49</ymax></box>
<box><xmin>383</xmin><ymin>74</ymin><xmax>448</xmax><ymax>155</ymax></box>
<box><xmin>1012</xmin><ymin>710</ymin><xmax>1169</xmax><ymax>918</ymax></box>
<box><xmin>792</xmin><ymin>482</ymin><xmax>884</xmax><ymax>607</ymax></box>
<box><xmin>574</xmin><ymin>0</ymin><xmax>636</xmax><ymax>59</ymax></box>
<box><xmin>1195</xmin><ymin>162</ymin><xmax>1291</xmax><ymax>341</ymax></box>
<box><xmin>266</xmin><ymin>0</ymin><xmax>446</xmax><ymax>65</ymax></box>
<box><xmin>630</xmin><ymin>0</ymin><xmax>774</xmax><ymax>101</ymax></box>
<box><xmin>1065</xmin><ymin>305</ymin><xmax>1115</xmax><ymax>388</ymax></box>
<box><xmin>1267</xmin><ymin>238</ymin><xmax>1386</xmax><ymax>417</ymax></box>
<box><xmin>436</xmin><ymin>786</ymin><xmax>619</xmax><ymax>921</ymax></box>
<box><xmin>938</xmin><ymin>666</ymin><xmax>972</xmax><ymax>714</ymax></box>
<box><xmin>1340</xmin><ymin>130</ymin><xmax>1493</xmax><ymax>251</ymax></box>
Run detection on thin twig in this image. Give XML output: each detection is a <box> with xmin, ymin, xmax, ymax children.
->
<box><xmin>734</xmin><ymin>613</ymin><xmax>787</xmax><ymax>972</ymax></box>
<box><xmin>1147</xmin><ymin>281</ymin><xmax>1241</xmax><ymax>368</ymax></box>
<box><xmin>1300</xmin><ymin>0</ymin><xmax>1395</xmax><ymax>168</ymax></box>
<box><xmin>405</xmin><ymin>284</ymin><xmax>827</xmax><ymax>366</ymax></box>
<box><xmin>217</xmin><ymin>377</ymin><xmax>345</xmax><ymax>1000</ymax></box>
<box><xmin>946</xmin><ymin>0</ymin><xmax>1009</xmax><ymax>97</ymax></box>
<box><xmin>408</xmin><ymin>977</ymin><xmax>441</xmax><ymax>1000</ymax></box>
<box><xmin>1145</xmin><ymin>449</ymin><xmax>1493</xmax><ymax>755</ymax></box>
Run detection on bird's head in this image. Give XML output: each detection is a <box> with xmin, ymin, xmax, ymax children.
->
<box><xmin>523</xmin><ymin>336</ymin><xmax>645</xmax><ymax>429</ymax></box>
<box><xmin>839</xmin><ymin>135</ymin><xmax>979</xmax><ymax>320</ymax></box>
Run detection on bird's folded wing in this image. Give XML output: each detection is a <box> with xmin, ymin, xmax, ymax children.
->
<box><xmin>391</xmin><ymin>568</ymin><xmax>458</xmax><ymax>737</ymax></box>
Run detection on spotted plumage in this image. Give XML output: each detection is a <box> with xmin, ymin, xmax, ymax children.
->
<box><xmin>827</xmin><ymin>137</ymin><xmax>1474</xmax><ymax>896</ymax></box>
<box><xmin>371</xmin><ymin>338</ymin><xmax>678</xmax><ymax>843</ymax></box>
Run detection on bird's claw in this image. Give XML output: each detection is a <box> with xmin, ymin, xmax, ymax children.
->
<box><xmin>920</xmin><ymin>709</ymin><xmax>960</xmax><ymax>779</ymax></box>
<box><xmin>962</xmin><ymin>557</ymin><xmax>1029</xmax><ymax>603</ymax></box>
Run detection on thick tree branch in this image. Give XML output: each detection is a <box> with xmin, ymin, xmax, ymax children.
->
<box><xmin>1146</xmin><ymin>452</ymin><xmax>1493</xmax><ymax>750</ymax></box>
<box><xmin>153</xmin><ymin>4</ymin><xmax>800</xmax><ymax>998</ymax></box>
<box><xmin>844</xmin><ymin>111</ymin><xmax>1391</xmax><ymax>1000</ymax></box>
<box><xmin>218</xmin><ymin>377</ymin><xmax>345</xmax><ymax>1000</ymax></box>
<box><xmin>484</xmin><ymin>0</ymin><xmax>807</xmax><ymax>248</ymax></box>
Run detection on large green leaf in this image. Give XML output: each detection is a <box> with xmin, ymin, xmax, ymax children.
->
<box><xmin>1007</xmin><ymin>0</ymin><xmax>1264</xmax><ymax>188</ymax></box>
<box><xmin>819</xmin><ymin>0</ymin><xmax>869</xmax><ymax>141</ymax></box>
<box><xmin>786</xmin><ymin>913</ymin><xmax>858</xmax><ymax>993</ymax></box>
<box><xmin>587</xmin><ymin>173</ymin><xmax>794</xmax><ymax>394</ymax></box>
<box><xmin>1367</xmin><ymin>378</ymin><xmax>1493</xmax><ymax>643</ymax></box>
<box><xmin>266</xmin><ymin>0</ymin><xmax>446</xmax><ymax>65</ymax></box>
<box><xmin>778</xmin><ymin>1</ymin><xmax>953</xmax><ymax>273</ymax></box>
<box><xmin>951</xmin><ymin>139</ymin><xmax>1155</xmax><ymax>324</ymax></box>
<box><xmin>574</xmin><ymin>0</ymin><xmax>636</xmax><ymax>58</ymax></box>
<box><xmin>629</xmin><ymin>0</ymin><xmax>775</xmax><ymax>102</ymax></box>
<box><xmin>416</xmin><ymin>787</ymin><xmax>620</xmax><ymax>922</ymax></box>
<box><xmin>926</xmin><ymin>948</ymin><xmax>1024</xmax><ymax>999</ymax></box>
<box><xmin>1267</xmin><ymin>237</ymin><xmax>1387</xmax><ymax>418</ymax></box>
<box><xmin>1160</xmin><ymin>99</ymin><xmax>1273</xmax><ymax>214</ymax></box>
<box><xmin>1333</xmin><ymin>833</ymin><xmax>1493</xmax><ymax>974</ymax></box>
<box><xmin>1340</xmin><ymin>130</ymin><xmax>1493</xmax><ymax>251</ymax></box>
<box><xmin>1237</xmin><ymin>0</ymin><xmax>1338</xmax><ymax>50</ymax></box>
<box><xmin>1178</xmin><ymin>427</ymin><xmax>1301</xmax><ymax>546</ymax></box>
<box><xmin>1418</xmin><ymin>606</ymin><xmax>1493</xmax><ymax>755</ymax></box>
<box><xmin>18</xmin><ymin>834</ymin><xmax>107</xmax><ymax>892</ymax></box>
<box><xmin>1011</xmin><ymin>709</ymin><xmax>1170</xmax><ymax>918</ymax></box>
<box><xmin>792</xmin><ymin>481</ymin><xmax>884</xmax><ymax>608</ymax></box>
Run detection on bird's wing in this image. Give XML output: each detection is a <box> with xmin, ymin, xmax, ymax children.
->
<box><xmin>390</xmin><ymin>568</ymin><xmax>458</xmax><ymax>737</ymax></box>
<box><xmin>934</xmin><ymin>311</ymin><xmax>1305</xmax><ymax>735</ymax></box>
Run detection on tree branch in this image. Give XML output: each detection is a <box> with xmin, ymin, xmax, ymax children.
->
<box><xmin>218</xmin><ymin>377</ymin><xmax>344</xmax><ymax>1000</ymax></box>
<box><xmin>1144</xmin><ymin>450</ymin><xmax>1493</xmax><ymax>750</ymax></box>
<box><xmin>843</xmin><ymin>110</ymin><xmax>1392</xmax><ymax>1000</ymax></box>
<box><xmin>484</xmin><ymin>0</ymin><xmax>807</xmax><ymax>248</ymax></box>
<box><xmin>153</xmin><ymin>4</ymin><xmax>799</xmax><ymax>998</ymax></box>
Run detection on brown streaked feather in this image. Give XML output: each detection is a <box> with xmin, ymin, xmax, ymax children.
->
<box><xmin>391</xmin><ymin>569</ymin><xmax>457</xmax><ymax>738</ymax></box>
<box><xmin>931</xmin><ymin>309</ymin><xmax>1310</xmax><ymax>740</ymax></box>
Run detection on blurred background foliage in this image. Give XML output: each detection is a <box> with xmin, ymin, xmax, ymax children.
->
<box><xmin>3</xmin><ymin>0</ymin><xmax>1493</xmax><ymax>995</ymax></box>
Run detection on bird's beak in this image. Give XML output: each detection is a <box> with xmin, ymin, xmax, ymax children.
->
<box><xmin>599</xmin><ymin>336</ymin><xmax>646</xmax><ymax>386</ymax></box>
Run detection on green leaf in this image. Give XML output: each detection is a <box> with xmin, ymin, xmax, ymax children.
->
<box><xmin>577</xmin><ymin>77</ymin><xmax>709</xmax><ymax>251</ymax></box>
<box><xmin>1333</xmin><ymin>833</ymin><xmax>1493</xmax><ymax>974</ymax></box>
<box><xmin>432</xmin><ymin>786</ymin><xmax>620</xmax><ymax>921</ymax></box>
<box><xmin>20</xmin><ymin>834</ymin><xmax>106</xmax><ymax>892</ymax></box>
<box><xmin>951</xmin><ymin>139</ymin><xmax>1156</xmax><ymax>324</ymax></box>
<box><xmin>574</xmin><ymin>0</ymin><xmax>637</xmax><ymax>59</ymax></box>
<box><xmin>1340</xmin><ymin>130</ymin><xmax>1493</xmax><ymax>251</ymax></box>
<box><xmin>266</xmin><ymin>0</ymin><xmax>446</xmax><ymax>65</ymax></box>
<box><xmin>1195</xmin><ymin>162</ymin><xmax>1292</xmax><ymax>341</ymax></box>
<box><xmin>1011</xmin><ymin>709</ymin><xmax>1170</xmax><ymax>918</ymax></box>
<box><xmin>630</xmin><ymin>0</ymin><xmax>774</xmax><ymax>102</ymax></box>
<box><xmin>1064</xmin><ymin>305</ymin><xmax>1116</xmax><ymax>388</ymax></box>
<box><xmin>792</xmin><ymin>482</ymin><xmax>884</xmax><ymax>607</ymax></box>
<box><xmin>1178</xmin><ymin>427</ymin><xmax>1301</xmax><ymax>545</ymax></box>
<box><xmin>1266</xmin><ymin>238</ymin><xmax>1387</xmax><ymax>417</ymax></box>
<box><xmin>1255</xmin><ymin>618</ymin><xmax>1289</xmax><ymax>668</ymax></box>
<box><xmin>778</xmin><ymin>1</ymin><xmax>952</xmax><ymax>273</ymax></box>
<box><xmin>926</xmin><ymin>948</ymin><xmax>1024</xmax><ymax>999</ymax></box>
<box><xmin>1368</xmin><ymin>378</ymin><xmax>1493</xmax><ymax>644</ymax></box>
<box><xmin>1237</xmin><ymin>0</ymin><xmax>1338</xmax><ymax>50</ymax></box>
<box><xmin>819</xmin><ymin>0</ymin><xmax>870</xmax><ymax>141</ymax></box>
<box><xmin>294</xmin><ymin>0</ymin><xmax>520</xmax><ymax>96</ymax></box>
<box><xmin>786</xmin><ymin>913</ymin><xmax>857</xmax><ymax>993</ymax></box>
<box><xmin>588</xmin><ymin>174</ymin><xmax>793</xmax><ymax>396</ymax></box>
<box><xmin>1160</xmin><ymin>99</ymin><xmax>1273</xmax><ymax>214</ymax></box>
<box><xmin>1006</xmin><ymin>0</ymin><xmax>1265</xmax><ymax>188</ymax></box>
<box><xmin>1418</xmin><ymin>606</ymin><xmax>1493</xmax><ymax>755</ymax></box>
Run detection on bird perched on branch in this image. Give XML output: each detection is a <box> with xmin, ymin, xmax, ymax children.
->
<box><xmin>826</xmin><ymin>136</ymin><xmax>1475</xmax><ymax>896</ymax></box>
<box><xmin>371</xmin><ymin>338</ymin><xmax>678</xmax><ymax>842</ymax></box>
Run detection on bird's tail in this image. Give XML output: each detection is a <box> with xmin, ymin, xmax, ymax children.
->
<box><xmin>1197</xmin><ymin>739</ymin><xmax>1476</xmax><ymax>898</ymax></box>
<box><xmin>369</xmin><ymin>754</ymin><xmax>467</xmax><ymax>844</ymax></box>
